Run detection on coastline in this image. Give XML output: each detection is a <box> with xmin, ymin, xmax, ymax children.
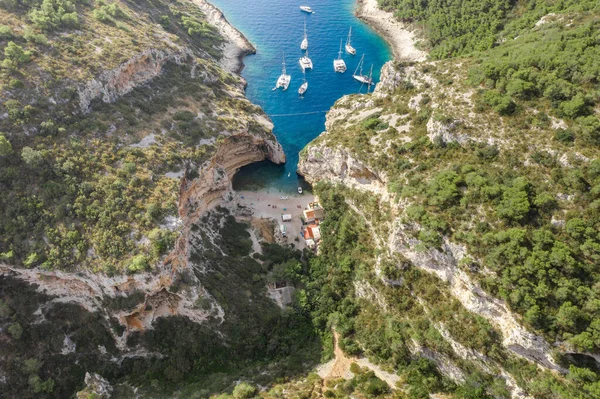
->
<box><xmin>194</xmin><ymin>0</ymin><xmax>256</xmax><ymax>74</ymax></box>
<box><xmin>355</xmin><ymin>0</ymin><xmax>426</xmax><ymax>62</ymax></box>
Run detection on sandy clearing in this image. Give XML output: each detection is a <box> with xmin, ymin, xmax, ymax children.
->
<box><xmin>235</xmin><ymin>190</ymin><xmax>315</xmax><ymax>250</ymax></box>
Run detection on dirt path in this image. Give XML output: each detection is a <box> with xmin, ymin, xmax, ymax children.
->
<box><xmin>317</xmin><ymin>332</ymin><xmax>400</xmax><ymax>389</ymax></box>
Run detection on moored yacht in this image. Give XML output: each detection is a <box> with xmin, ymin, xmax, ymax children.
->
<box><xmin>353</xmin><ymin>54</ymin><xmax>373</xmax><ymax>85</ymax></box>
<box><xmin>298</xmin><ymin>81</ymin><xmax>308</xmax><ymax>96</ymax></box>
<box><xmin>345</xmin><ymin>26</ymin><xmax>356</xmax><ymax>55</ymax></box>
<box><xmin>300</xmin><ymin>18</ymin><xmax>308</xmax><ymax>50</ymax></box>
<box><xmin>273</xmin><ymin>52</ymin><xmax>291</xmax><ymax>91</ymax></box>
<box><xmin>333</xmin><ymin>39</ymin><xmax>347</xmax><ymax>73</ymax></box>
<box><xmin>299</xmin><ymin>49</ymin><xmax>313</xmax><ymax>71</ymax></box>
<box><xmin>298</xmin><ymin>71</ymin><xmax>308</xmax><ymax>96</ymax></box>
<box><xmin>300</xmin><ymin>5</ymin><xmax>313</xmax><ymax>13</ymax></box>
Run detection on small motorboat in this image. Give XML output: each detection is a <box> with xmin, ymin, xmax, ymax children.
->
<box><xmin>300</xmin><ymin>5</ymin><xmax>313</xmax><ymax>13</ymax></box>
<box><xmin>298</xmin><ymin>187</ymin><xmax>303</xmax><ymax>194</ymax></box>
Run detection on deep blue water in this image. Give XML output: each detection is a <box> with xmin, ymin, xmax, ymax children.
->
<box><xmin>211</xmin><ymin>0</ymin><xmax>392</xmax><ymax>192</ymax></box>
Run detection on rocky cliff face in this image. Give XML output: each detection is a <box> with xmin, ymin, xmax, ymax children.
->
<box><xmin>78</xmin><ymin>48</ymin><xmax>193</xmax><ymax>113</ymax></box>
<box><xmin>297</xmin><ymin>61</ymin><xmax>592</xmax><ymax>395</ymax></box>
<box><xmin>191</xmin><ymin>0</ymin><xmax>257</xmax><ymax>73</ymax></box>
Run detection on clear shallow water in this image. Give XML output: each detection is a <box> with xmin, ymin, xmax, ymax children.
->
<box><xmin>211</xmin><ymin>0</ymin><xmax>392</xmax><ymax>192</ymax></box>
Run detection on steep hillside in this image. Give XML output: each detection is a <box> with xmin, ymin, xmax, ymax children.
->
<box><xmin>293</xmin><ymin>3</ymin><xmax>600</xmax><ymax>399</ymax></box>
<box><xmin>0</xmin><ymin>0</ymin><xmax>327</xmax><ymax>397</ymax></box>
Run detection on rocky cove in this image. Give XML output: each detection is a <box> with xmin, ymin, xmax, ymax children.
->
<box><xmin>1</xmin><ymin>0</ymin><xmax>600</xmax><ymax>397</ymax></box>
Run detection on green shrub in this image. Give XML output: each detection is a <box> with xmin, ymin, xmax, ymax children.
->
<box><xmin>496</xmin><ymin>178</ymin><xmax>531</xmax><ymax>222</ymax></box>
<box><xmin>127</xmin><ymin>255</ymin><xmax>149</xmax><ymax>273</ymax></box>
<box><xmin>3</xmin><ymin>41</ymin><xmax>30</xmax><ymax>65</ymax></box>
<box><xmin>482</xmin><ymin>90</ymin><xmax>515</xmax><ymax>115</ymax></box>
<box><xmin>555</xmin><ymin>129</ymin><xmax>575</xmax><ymax>144</ymax></box>
<box><xmin>232</xmin><ymin>382</ymin><xmax>256</xmax><ymax>399</ymax></box>
<box><xmin>28</xmin><ymin>375</ymin><xmax>55</xmax><ymax>393</ymax></box>
<box><xmin>8</xmin><ymin>322</ymin><xmax>23</xmax><ymax>339</ymax></box>
<box><xmin>23</xmin><ymin>28</ymin><xmax>48</xmax><ymax>44</ymax></box>
<box><xmin>0</xmin><ymin>134</ymin><xmax>13</xmax><ymax>156</ymax></box>
<box><xmin>29</xmin><ymin>0</ymin><xmax>79</xmax><ymax>31</ymax></box>
<box><xmin>0</xmin><ymin>25</ymin><xmax>13</xmax><ymax>39</ymax></box>
<box><xmin>560</xmin><ymin>93</ymin><xmax>589</xmax><ymax>119</ymax></box>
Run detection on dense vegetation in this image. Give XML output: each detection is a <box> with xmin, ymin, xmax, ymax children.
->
<box><xmin>284</xmin><ymin>183</ymin><xmax>600</xmax><ymax>398</ymax></box>
<box><xmin>0</xmin><ymin>208</ymin><xmax>321</xmax><ymax>397</ymax></box>
<box><xmin>379</xmin><ymin>0</ymin><xmax>599</xmax><ymax>58</ymax></box>
<box><xmin>0</xmin><ymin>0</ymin><xmax>265</xmax><ymax>272</ymax></box>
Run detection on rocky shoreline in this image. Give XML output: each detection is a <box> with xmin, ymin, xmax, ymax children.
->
<box><xmin>355</xmin><ymin>0</ymin><xmax>426</xmax><ymax>62</ymax></box>
<box><xmin>194</xmin><ymin>0</ymin><xmax>257</xmax><ymax>74</ymax></box>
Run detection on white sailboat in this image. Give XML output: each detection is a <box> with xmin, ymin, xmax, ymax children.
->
<box><xmin>300</xmin><ymin>18</ymin><xmax>308</xmax><ymax>50</ymax></box>
<box><xmin>298</xmin><ymin>72</ymin><xmax>308</xmax><ymax>97</ymax></box>
<box><xmin>299</xmin><ymin>48</ymin><xmax>313</xmax><ymax>71</ymax></box>
<box><xmin>300</xmin><ymin>5</ymin><xmax>313</xmax><ymax>13</ymax></box>
<box><xmin>353</xmin><ymin>54</ymin><xmax>373</xmax><ymax>85</ymax></box>
<box><xmin>273</xmin><ymin>52</ymin><xmax>291</xmax><ymax>91</ymax></box>
<box><xmin>333</xmin><ymin>39</ymin><xmax>347</xmax><ymax>73</ymax></box>
<box><xmin>345</xmin><ymin>26</ymin><xmax>356</xmax><ymax>55</ymax></box>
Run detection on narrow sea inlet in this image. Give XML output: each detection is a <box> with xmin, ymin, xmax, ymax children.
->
<box><xmin>211</xmin><ymin>0</ymin><xmax>392</xmax><ymax>192</ymax></box>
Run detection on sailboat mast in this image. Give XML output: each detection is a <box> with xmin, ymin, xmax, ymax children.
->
<box><xmin>338</xmin><ymin>39</ymin><xmax>342</xmax><ymax>59</ymax></box>
<box><xmin>353</xmin><ymin>54</ymin><xmax>363</xmax><ymax>75</ymax></box>
<box><xmin>282</xmin><ymin>52</ymin><xmax>286</xmax><ymax>75</ymax></box>
<box><xmin>304</xmin><ymin>18</ymin><xmax>307</xmax><ymax>40</ymax></box>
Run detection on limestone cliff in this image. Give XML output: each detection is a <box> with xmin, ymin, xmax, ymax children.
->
<box><xmin>298</xmin><ymin>61</ymin><xmax>598</xmax><ymax>397</ymax></box>
<box><xmin>78</xmin><ymin>48</ymin><xmax>193</xmax><ymax>113</ymax></box>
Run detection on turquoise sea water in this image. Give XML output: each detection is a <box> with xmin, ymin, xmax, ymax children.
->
<box><xmin>211</xmin><ymin>0</ymin><xmax>392</xmax><ymax>192</ymax></box>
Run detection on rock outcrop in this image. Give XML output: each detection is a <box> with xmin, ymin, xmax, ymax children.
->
<box><xmin>78</xmin><ymin>48</ymin><xmax>193</xmax><ymax>113</ymax></box>
<box><xmin>76</xmin><ymin>373</ymin><xmax>113</xmax><ymax>399</ymax></box>
<box><xmin>191</xmin><ymin>0</ymin><xmax>257</xmax><ymax>73</ymax></box>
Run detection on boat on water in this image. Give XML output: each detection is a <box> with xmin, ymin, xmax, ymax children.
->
<box><xmin>273</xmin><ymin>52</ymin><xmax>291</xmax><ymax>91</ymax></box>
<box><xmin>333</xmin><ymin>39</ymin><xmax>347</xmax><ymax>73</ymax></box>
<box><xmin>300</xmin><ymin>18</ymin><xmax>308</xmax><ymax>50</ymax></box>
<box><xmin>298</xmin><ymin>187</ymin><xmax>303</xmax><ymax>194</ymax></box>
<box><xmin>299</xmin><ymin>49</ymin><xmax>313</xmax><ymax>71</ymax></box>
<box><xmin>345</xmin><ymin>26</ymin><xmax>356</xmax><ymax>55</ymax></box>
<box><xmin>298</xmin><ymin>72</ymin><xmax>308</xmax><ymax>97</ymax></box>
<box><xmin>300</xmin><ymin>5</ymin><xmax>313</xmax><ymax>13</ymax></box>
<box><xmin>353</xmin><ymin>54</ymin><xmax>373</xmax><ymax>85</ymax></box>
